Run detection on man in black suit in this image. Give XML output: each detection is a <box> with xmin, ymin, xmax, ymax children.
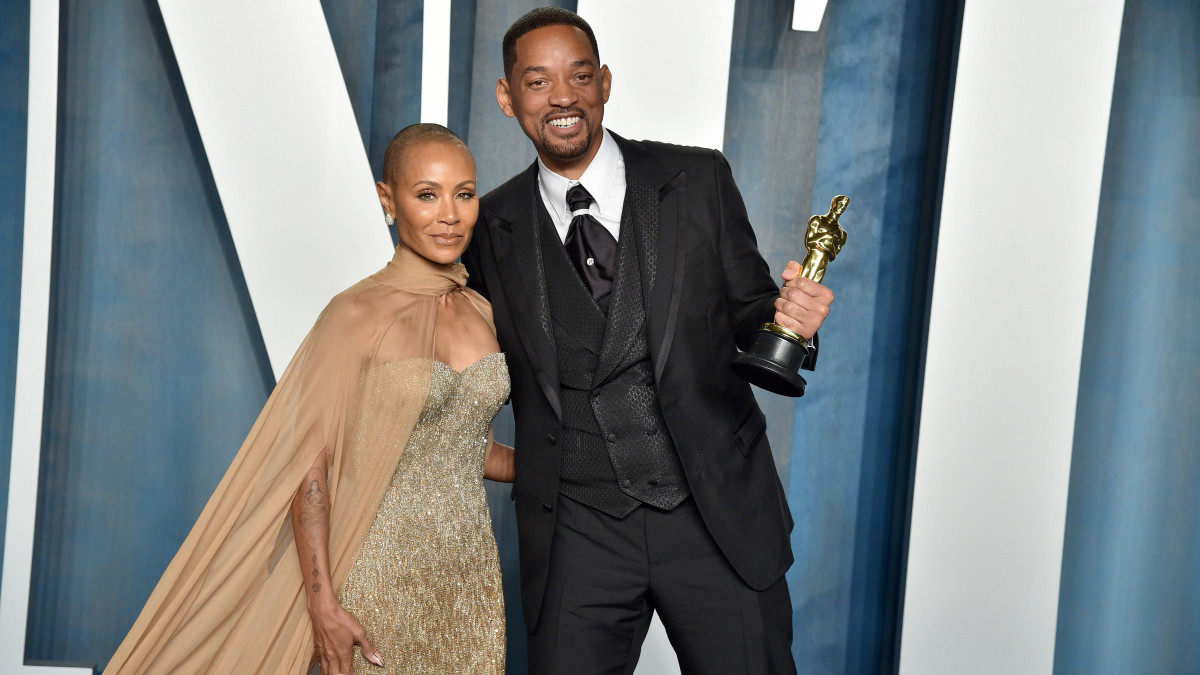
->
<box><xmin>462</xmin><ymin>8</ymin><xmax>834</xmax><ymax>673</ymax></box>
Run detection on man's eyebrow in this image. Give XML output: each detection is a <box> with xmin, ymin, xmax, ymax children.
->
<box><xmin>520</xmin><ymin>60</ymin><xmax>595</xmax><ymax>76</ymax></box>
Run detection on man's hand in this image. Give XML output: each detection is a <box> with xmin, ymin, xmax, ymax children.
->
<box><xmin>774</xmin><ymin>261</ymin><xmax>834</xmax><ymax>339</ymax></box>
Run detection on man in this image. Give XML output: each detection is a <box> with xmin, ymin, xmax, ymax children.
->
<box><xmin>462</xmin><ymin>8</ymin><xmax>834</xmax><ymax>673</ymax></box>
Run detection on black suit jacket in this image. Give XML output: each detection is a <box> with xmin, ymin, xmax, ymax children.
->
<box><xmin>463</xmin><ymin>133</ymin><xmax>797</xmax><ymax>630</ymax></box>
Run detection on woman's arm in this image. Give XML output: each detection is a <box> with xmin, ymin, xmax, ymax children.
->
<box><xmin>291</xmin><ymin>450</ymin><xmax>384</xmax><ymax>672</ymax></box>
<box><xmin>483</xmin><ymin>439</ymin><xmax>515</xmax><ymax>483</ymax></box>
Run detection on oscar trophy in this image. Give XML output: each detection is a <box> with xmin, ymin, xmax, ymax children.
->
<box><xmin>731</xmin><ymin>195</ymin><xmax>849</xmax><ymax>397</ymax></box>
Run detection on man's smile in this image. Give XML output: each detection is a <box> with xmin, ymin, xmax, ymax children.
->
<box><xmin>548</xmin><ymin>116</ymin><xmax>581</xmax><ymax>129</ymax></box>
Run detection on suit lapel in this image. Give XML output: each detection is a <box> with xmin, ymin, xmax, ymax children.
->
<box><xmin>487</xmin><ymin>163</ymin><xmax>562</xmax><ymax>419</ymax></box>
<box><xmin>612</xmin><ymin>134</ymin><xmax>686</xmax><ymax>382</ymax></box>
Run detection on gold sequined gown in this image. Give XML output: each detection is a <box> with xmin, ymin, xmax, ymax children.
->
<box><xmin>339</xmin><ymin>353</ymin><xmax>509</xmax><ymax>673</ymax></box>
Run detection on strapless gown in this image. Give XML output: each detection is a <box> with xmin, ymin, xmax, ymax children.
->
<box><xmin>338</xmin><ymin>352</ymin><xmax>509</xmax><ymax>673</ymax></box>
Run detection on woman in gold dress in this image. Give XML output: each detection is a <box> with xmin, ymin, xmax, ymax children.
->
<box><xmin>105</xmin><ymin>124</ymin><xmax>512</xmax><ymax>674</ymax></box>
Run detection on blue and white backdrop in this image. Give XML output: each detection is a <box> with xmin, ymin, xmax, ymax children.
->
<box><xmin>2</xmin><ymin>0</ymin><xmax>1197</xmax><ymax>673</ymax></box>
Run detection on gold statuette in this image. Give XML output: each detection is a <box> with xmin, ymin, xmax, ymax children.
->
<box><xmin>801</xmin><ymin>195</ymin><xmax>849</xmax><ymax>282</ymax></box>
<box><xmin>730</xmin><ymin>195</ymin><xmax>849</xmax><ymax>397</ymax></box>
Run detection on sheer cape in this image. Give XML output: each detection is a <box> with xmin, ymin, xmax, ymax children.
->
<box><xmin>105</xmin><ymin>246</ymin><xmax>493</xmax><ymax>674</ymax></box>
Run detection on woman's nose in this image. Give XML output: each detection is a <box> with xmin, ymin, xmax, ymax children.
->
<box><xmin>439</xmin><ymin>199</ymin><xmax>460</xmax><ymax>225</ymax></box>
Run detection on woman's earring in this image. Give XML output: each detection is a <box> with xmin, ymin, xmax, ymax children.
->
<box><xmin>384</xmin><ymin>212</ymin><xmax>395</xmax><ymax>226</ymax></box>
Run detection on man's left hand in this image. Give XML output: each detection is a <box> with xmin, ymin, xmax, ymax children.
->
<box><xmin>774</xmin><ymin>260</ymin><xmax>834</xmax><ymax>339</ymax></box>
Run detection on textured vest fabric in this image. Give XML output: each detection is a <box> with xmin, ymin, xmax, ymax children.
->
<box><xmin>537</xmin><ymin>202</ymin><xmax>689</xmax><ymax>518</ymax></box>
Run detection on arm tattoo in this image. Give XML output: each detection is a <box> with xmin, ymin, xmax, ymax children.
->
<box><xmin>301</xmin><ymin>479</ymin><xmax>327</xmax><ymax>530</ymax></box>
<box><xmin>305</xmin><ymin>478</ymin><xmax>323</xmax><ymax>499</ymax></box>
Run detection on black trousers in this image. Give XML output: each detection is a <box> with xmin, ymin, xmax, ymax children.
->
<box><xmin>527</xmin><ymin>495</ymin><xmax>796</xmax><ymax>674</ymax></box>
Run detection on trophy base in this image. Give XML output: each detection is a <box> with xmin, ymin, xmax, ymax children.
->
<box><xmin>731</xmin><ymin>352</ymin><xmax>808</xmax><ymax>397</ymax></box>
<box><xmin>730</xmin><ymin>326</ymin><xmax>812</xmax><ymax>397</ymax></box>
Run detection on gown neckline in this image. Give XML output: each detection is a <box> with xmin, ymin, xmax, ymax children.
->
<box><xmin>432</xmin><ymin>351</ymin><xmax>505</xmax><ymax>376</ymax></box>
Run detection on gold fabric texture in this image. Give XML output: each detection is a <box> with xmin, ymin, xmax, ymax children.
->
<box><xmin>106</xmin><ymin>246</ymin><xmax>498</xmax><ymax>674</ymax></box>
<box><xmin>340</xmin><ymin>353</ymin><xmax>509</xmax><ymax>673</ymax></box>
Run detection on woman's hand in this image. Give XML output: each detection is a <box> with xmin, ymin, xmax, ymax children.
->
<box><xmin>309</xmin><ymin>595</ymin><xmax>383</xmax><ymax>673</ymax></box>
<box><xmin>290</xmin><ymin>450</ymin><xmax>384</xmax><ymax>672</ymax></box>
<box><xmin>484</xmin><ymin>440</ymin><xmax>515</xmax><ymax>483</ymax></box>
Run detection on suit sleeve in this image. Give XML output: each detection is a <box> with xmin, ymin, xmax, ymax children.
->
<box><xmin>711</xmin><ymin>150</ymin><xmax>782</xmax><ymax>351</ymax></box>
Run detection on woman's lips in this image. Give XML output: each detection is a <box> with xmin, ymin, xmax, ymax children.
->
<box><xmin>430</xmin><ymin>233</ymin><xmax>463</xmax><ymax>246</ymax></box>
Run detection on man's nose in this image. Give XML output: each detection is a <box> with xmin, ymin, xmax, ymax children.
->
<box><xmin>548</xmin><ymin>79</ymin><xmax>576</xmax><ymax>107</ymax></box>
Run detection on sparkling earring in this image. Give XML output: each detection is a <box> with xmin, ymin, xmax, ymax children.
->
<box><xmin>384</xmin><ymin>212</ymin><xmax>395</xmax><ymax>226</ymax></box>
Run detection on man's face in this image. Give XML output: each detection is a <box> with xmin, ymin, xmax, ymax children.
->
<box><xmin>497</xmin><ymin>24</ymin><xmax>611</xmax><ymax>177</ymax></box>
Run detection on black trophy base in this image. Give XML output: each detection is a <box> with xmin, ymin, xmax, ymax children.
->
<box><xmin>730</xmin><ymin>328</ymin><xmax>810</xmax><ymax>397</ymax></box>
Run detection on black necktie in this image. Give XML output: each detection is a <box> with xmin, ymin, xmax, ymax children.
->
<box><xmin>564</xmin><ymin>184</ymin><xmax>618</xmax><ymax>313</ymax></box>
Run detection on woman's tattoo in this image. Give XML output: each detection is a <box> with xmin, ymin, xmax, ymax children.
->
<box><xmin>301</xmin><ymin>479</ymin><xmax>327</xmax><ymax>529</ymax></box>
<box><xmin>305</xmin><ymin>479</ymin><xmax>323</xmax><ymax>500</ymax></box>
<box><xmin>299</xmin><ymin>478</ymin><xmax>327</xmax><ymax>597</ymax></box>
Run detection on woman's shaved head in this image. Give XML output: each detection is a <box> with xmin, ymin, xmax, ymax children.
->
<box><xmin>381</xmin><ymin>123</ymin><xmax>471</xmax><ymax>184</ymax></box>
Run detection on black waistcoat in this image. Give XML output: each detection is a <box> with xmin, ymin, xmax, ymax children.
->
<box><xmin>538</xmin><ymin>201</ymin><xmax>689</xmax><ymax>517</ymax></box>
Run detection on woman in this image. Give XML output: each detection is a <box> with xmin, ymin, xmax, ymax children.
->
<box><xmin>105</xmin><ymin>124</ymin><xmax>512</xmax><ymax>674</ymax></box>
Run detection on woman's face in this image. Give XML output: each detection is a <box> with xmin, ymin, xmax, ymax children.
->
<box><xmin>377</xmin><ymin>140</ymin><xmax>478</xmax><ymax>265</ymax></box>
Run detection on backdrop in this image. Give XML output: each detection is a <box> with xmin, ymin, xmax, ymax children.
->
<box><xmin>1</xmin><ymin>1</ymin><xmax>1197</xmax><ymax>673</ymax></box>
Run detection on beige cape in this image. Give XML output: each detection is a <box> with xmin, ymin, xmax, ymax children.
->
<box><xmin>105</xmin><ymin>246</ymin><xmax>493</xmax><ymax>674</ymax></box>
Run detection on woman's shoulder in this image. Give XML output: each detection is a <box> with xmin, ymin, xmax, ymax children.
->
<box><xmin>314</xmin><ymin>276</ymin><xmax>395</xmax><ymax>333</ymax></box>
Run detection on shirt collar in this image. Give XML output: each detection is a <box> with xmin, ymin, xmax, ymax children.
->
<box><xmin>537</xmin><ymin>127</ymin><xmax>624</xmax><ymax>221</ymax></box>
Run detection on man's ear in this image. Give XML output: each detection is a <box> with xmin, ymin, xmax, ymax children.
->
<box><xmin>496</xmin><ymin>78</ymin><xmax>516</xmax><ymax>118</ymax></box>
<box><xmin>600</xmin><ymin>65</ymin><xmax>612</xmax><ymax>104</ymax></box>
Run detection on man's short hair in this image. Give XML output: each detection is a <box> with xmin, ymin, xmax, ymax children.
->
<box><xmin>381</xmin><ymin>123</ymin><xmax>470</xmax><ymax>184</ymax></box>
<box><xmin>502</xmin><ymin>7</ymin><xmax>600</xmax><ymax>80</ymax></box>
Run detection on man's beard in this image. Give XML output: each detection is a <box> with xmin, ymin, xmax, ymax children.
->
<box><xmin>537</xmin><ymin>115</ymin><xmax>594</xmax><ymax>162</ymax></box>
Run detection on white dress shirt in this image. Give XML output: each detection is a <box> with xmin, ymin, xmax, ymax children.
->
<box><xmin>537</xmin><ymin>127</ymin><xmax>626</xmax><ymax>243</ymax></box>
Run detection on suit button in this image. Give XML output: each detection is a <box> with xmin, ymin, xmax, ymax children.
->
<box><xmin>590</xmin><ymin>389</ymin><xmax>600</xmax><ymax>399</ymax></box>
<box><xmin>648</xmin><ymin>479</ymin><xmax>660</xmax><ymax>486</ymax></box>
<box><xmin>542</xmin><ymin>502</ymin><xmax>553</xmax><ymax>512</ymax></box>
<box><xmin>621</xmin><ymin>479</ymin><xmax>632</xmax><ymax>488</ymax></box>
<box><xmin>646</xmin><ymin>427</ymin><xmax>658</xmax><ymax>436</ymax></box>
<box><xmin>644</xmin><ymin>375</ymin><xmax>655</xmax><ymax>386</ymax></box>
<box><xmin>546</xmin><ymin>433</ymin><xmax>557</xmax><ymax>445</ymax></box>
<box><xmin>606</xmin><ymin>433</ymin><xmax>616</xmax><ymax>443</ymax></box>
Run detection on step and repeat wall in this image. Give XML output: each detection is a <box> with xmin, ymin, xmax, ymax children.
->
<box><xmin>1</xmin><ymin>0</ymin><xmax>1197</xmax><ymax>673</ymax></box>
